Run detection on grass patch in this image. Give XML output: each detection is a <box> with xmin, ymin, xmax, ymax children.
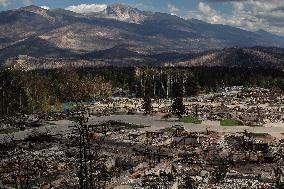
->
<box><xmin>180</xmin><ymin>116</ymin><xmax>202</xmax><ymax>124</ymax></box>
<box><xmin>220</xmin><ymin>119</ymin><xmax>243</xmax><ymax>126</ymax></box>
<box><xmin>96</xmin><ymin>120</ymin><xmax>149</xmax><ymax>130</ymax></box>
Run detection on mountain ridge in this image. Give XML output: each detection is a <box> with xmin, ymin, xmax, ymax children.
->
<box><xmin>4</xmin><ymin>46</ymin><xmax>284</xmax><ymax>70</ymax></box>
<box><xmin>0</xmin><ymin>5</ymin><xmax>284</xmax><ymax>69</ymax></box>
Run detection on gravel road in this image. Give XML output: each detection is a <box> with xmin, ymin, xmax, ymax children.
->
<box><xmin>1</xmin><ymin>115</ymin><xmax>284</xmax><ymax>142</ymax></box>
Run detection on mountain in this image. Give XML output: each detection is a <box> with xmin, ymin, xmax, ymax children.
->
<box><xmin>87</xmin><ymin>4</ymin><xmax>151</xmax><ymax>24</ymax></box>
<box><xmin>167</xmin><ymin>47</ymin><xmax>284</xmax><ymax>68</ymax></box>
<box><xmin>0</xmin><ymin>5</ymin><xmax>284</xmax><ymax>68</ymax></box>
<box><xmin>5</xmin><ymin>46</ymin><xmax>284</xmax><ymax>70</ymax></box>
<box><xmin>255</xmin><ymin>30</ymin><xmax>284</xmax><ymax>43</ymax></box>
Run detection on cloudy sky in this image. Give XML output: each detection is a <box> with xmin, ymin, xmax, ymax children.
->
<box><xmin>0</xmin><ymin>0</ymin><xmax>283</xmax><ymax>36</ymax></box>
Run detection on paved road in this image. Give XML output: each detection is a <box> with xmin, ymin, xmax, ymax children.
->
<box><xmin>89</xmin><ymin>115</ymin><xmax>284</xmax><ymax>137</ymax></box>
<box><xmin>1</xmin><ymin>115</ymin><xmax>284</xmax><ymax>142</ymax></box>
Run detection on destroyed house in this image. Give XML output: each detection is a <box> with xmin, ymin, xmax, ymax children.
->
<box><xmin>240</xmin><ymin>115</ymin><xmax>261</xmax><ymax>126</ymax></box>
<box><xmin>172</xmin><ymin>131</ymin><xmax>207</xmax><ymax>145</ymax></box>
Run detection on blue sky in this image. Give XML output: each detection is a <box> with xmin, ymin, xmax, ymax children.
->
<box><xmin>0</xmin><ymin>0</ymin><xmax>284</xmax><ymax>36</ymax></box>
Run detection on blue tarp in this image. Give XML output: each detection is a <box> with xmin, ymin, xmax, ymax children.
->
<box><xmin>62</xmin><ymin>102</ymin><xmax>77</xmax><ymax>112</ymax></box>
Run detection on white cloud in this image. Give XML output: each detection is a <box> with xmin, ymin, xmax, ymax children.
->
<box><xmin>40</xmin><ymin>6</ymin><xmax>50</xmax><ymax>10</ymax></box>
<box><xmin>22</xmin><ymin>0</ymin><xmax>32</xmax><ymax>6</ymax></box>
<box><xmin>188</xmin><ymin>1</ymin><xmax>284</xmax><ymax>35</ymax></box>
<box><xmin>0</xmin><ymin>0</ymin><xmax>9</xmax><ymax>7</ymax></box>
<box><xmin>197</xmin><ymin>2</ymin><xmax>226</xmax><ymax>24</ymax></box>
<box><xmin>167</xmin><ymin>3</ymin><xmax>180</xmax><ymax>15</ymax></box>
<box><xmin>65</xmin><ymin>4</ymin><xmax>107</xmax><ymax>14</ymax></box>
<box><xmin>231</xmin><ymin>0</ymin><xmax>284</xmax><ymax>35</ymax></box>
<box><xmin>198</xmin><ymin>2</ymin><xmax>214</xmax><ymax>16</ymax></box>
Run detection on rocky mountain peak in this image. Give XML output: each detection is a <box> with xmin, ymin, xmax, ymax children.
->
<box><xmin>19</xmin><ymin>5</ymin><xmax>48</xmax><ymax>15</ymax></box>
<box><xmin>102</xmin><ymin>3</ymin><xmax>148</xmax><ymax>23</ymax></box>
<box><xmin>107</xmin><ymin>4</ymin><xmax>138</xmax><ymax>12</ymax></box>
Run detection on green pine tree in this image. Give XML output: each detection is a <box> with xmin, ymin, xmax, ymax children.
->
<box><xmin>142</xmin><ymin>96</ymin><xmax>153</xmax><ymax>115</ymax></box>
<box><xmin>171</xmin><ymin>97</ymin><xmax>186</xmax><ymax>118</ymax></box>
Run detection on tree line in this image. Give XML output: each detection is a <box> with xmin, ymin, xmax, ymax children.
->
<box><xmin>0</xmin><ymin>68</ymin><xmax>112</xmax><ymax>115</ymax></box>
<box><xmin>74</xmin><ymin>66</ymin><xmax>284</xmax><ymax>98</ymax></box>
<box><xmin>1</xmin><ymin>66</ymin><xmax>284</xmax><ymax>115</ymax></box>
